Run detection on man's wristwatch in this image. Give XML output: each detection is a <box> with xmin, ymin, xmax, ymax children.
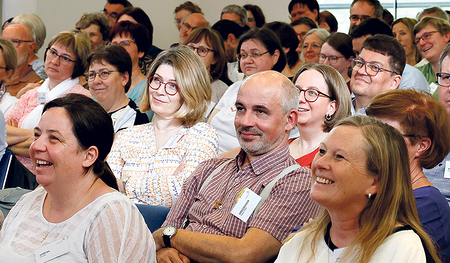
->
<box><xmin>162</xmin><ymin>226</ymin><xmax>177</xmax><ymax>248</ymax></box>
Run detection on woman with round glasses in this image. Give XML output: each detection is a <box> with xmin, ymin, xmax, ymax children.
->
<box><xmin>208</xmin><ymin>27</ymin><xmax>286</xmax><ymax>154</ymax></box>
<box><xmin>414</xmin><ymin>17</ymin><xmax>450</xmax><ymax>98</ymax></box>
<box><xmin>109</xmin><ymin>21</ymin><xmax>150</xmax><ymax>104</ymax></box>
<box><xmin>318</xmin><ymin>33</ymin><xmax>355</xmax><ymax>91</ymax></box>
<box><xmin>289</xmin><ymin>63</ymin><xmax>351</xmax><ymax>168</ymax></box>
<box><xmin>184</xmin><ymin>27</ymin><xmax>229</xmax><ymax>108</ymax></box>
<box><xmin>87</xmin><ymin>44</ymin><xmax>148</xmax><ymax>133</ymax></box>
<box><xmin>107</xmin><ymin>46</ymin><xmax>218</xmax><ymax>206</ymax></box>
<box><xmin>301</xmin><ymin>28</ymin><xmax>330</xmax><ymax>64</ymax></box>
<box><xmin>5</xmin><ymin>30</ymin><xmax>92</xmax><ymax>173</ymax></box>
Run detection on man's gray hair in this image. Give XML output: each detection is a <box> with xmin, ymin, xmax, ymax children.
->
<box><xmin>417</xmin><ymin>6</ymin><xmax>449</xmax><ymax>21</ymax></box>
<box><xmin>11</xmin><ymin>13</ymin><xmax>46</xmax><ymax>53</ymax></box>
<box><xmin>221</xmin><ymin>4</ymin><xmax>248</xmax><ymax>27</ymax></box>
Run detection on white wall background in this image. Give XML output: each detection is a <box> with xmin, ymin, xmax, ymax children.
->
<box><xmin>3</xmin><ymin>0</ymin><xmax>297</xmax><ymax>59</ymax></box>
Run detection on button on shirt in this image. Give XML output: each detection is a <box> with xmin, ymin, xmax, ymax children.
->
<box><xmin>162</xmin><ymin>145</ymin><xmax>321</xmax><ymax>242</ymax></box>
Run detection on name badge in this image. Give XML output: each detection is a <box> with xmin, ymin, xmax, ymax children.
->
<box><xmin>162</xmin><ymin>134</ymin><xmax>185</xmax><ymax>149</ymax></box>
<box><xmin>35</xmin><ymin>237</ymin><xmax>69</xmax><ymax>263</ymax></box>
<box><xmin>37</xmin><ymin>92</ymin><xmax>46</xmax><ymax>105</ymax></box>
<box><xmin>430</xmin><ymin>83</ymin><xmax>438</xmax><ymax>95</ymax></box>
<box><xmin>331</xmin><ymin>247</ymin><xmax>345</xmax><ymax>263</ymax></box>
<box><xmin>231</xmin><ymin>188</ymin><xmax>261</xmax><ymax>223</ymax></box>
<box><xmin>444</xmin><ymin>161</ymin><xmax>450</xmax><ymax>179</ymax></box>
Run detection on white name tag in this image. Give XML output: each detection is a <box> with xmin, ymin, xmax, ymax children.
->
<box><xmin>37</xmin><ymin>92</ymin><xmax>46</xmax><ymax>105</ymax></box>
<box><xmin>444</xmin><ymin>161</ymin><xmax>450</xmax><ymax>179</ymax></box>
<box><xmin>35</xmin><ymin>237</ymin><xmax>69</xmax><ymax>263</ymax></box>
<box><xmin>231</xmin><ymin>188</ymin><xmax>261</xmax><ymax>223</ymax></box>
<box><xmin>162</xmin><ymin>134</ymin><xmax>185</xmax><ymax>149</ymax></box>
<box><xmin>331</xmin><ymin>247</ymin><xmax>346</xmax><ymax>263</ymax></box>
<box><xmin>430</xmin><ymin>83</ymin><xmax>438</xmax><ymax>95</ymax></box>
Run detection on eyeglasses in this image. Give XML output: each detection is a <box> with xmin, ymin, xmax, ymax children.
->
<box><xmin>111</xmin><ymin>40</ymin><xmax>135</xmax><ymax>47</ymax></box>
<box><xmin>182</xmin><ymin>22</ymin><xmax>196</xmax><ymax>31</ymax></box>
<box><xmin>302</xmin><ymin>43</ymin><xmax>321</xmax><ymax>50</ymax></box>
<box><xmin>46</xmin><ymin>48</ymin><xmax>76</xmax><ymax>66</ymax></box>
<box><xmin>0</xmin><ymin>66</ymin><xmax>6</xmax><ymax>70</ymax></box>
<box><xmin>86</xmin><ymin>69</ymin><xmax>118</xmax><ymax>82</ymax></box>
<box><xmin>350</xmin><ymin>58</ymin><xmax>399</xmax><ymax>76</ymax></box>
<box><xmin>148</xmin><ymin>76</ymin><xmax>179</xmax><ymax>96</ymax></box>
<box><xmin>436</xmin><ymin>72</ymin><xmax>450</xmax><ymax>87</ymax></box>
<box><xmin>102</xmin><ymin>9</ymin><xmax>118</xmax><ymax>19</ymax></box>
<box><xmin>187</xmin><ymin>44</ymin><xmax>214</xmax><ymax>57</ymax></box>
<box><xmin>236</xmin><ymin>51</ymin><xmax>269</xmax><ymax>61</ymax></box>
<box><xmin>349</xmin><ymin>15</ymin><xmax>371</xmax><ymax>23</ymax></box>
<box><xmin>318</xmin><ymin>53</ymin><xmax>344</xmax><ymax>64</ymax></box>
<box><xmin>414</xmin><ymin>31</ymin><xmax>439</xmax><ymax>45</ymax></box>
<box><xmin>8</xmin><ymin>39</ymin><xmax>32</xmax><ymax>48</ymax></box>
<box><xmin>248</xmin><ymin>18</ymin><xmax>255</xmax><ymax>22</ymax></box>
<box><xmin>296</xmin><ymin>86</ymin><xmax>333</xmax><ymax>102</ymax></box>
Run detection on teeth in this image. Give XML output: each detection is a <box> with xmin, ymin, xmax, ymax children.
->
<box><xmin>36</xmin><ymin>160</ymin><xmax>52</xmax><ymax>165</ymax></box>
<box><xmin>316</xmin><ymin>177</ymin><xmax>333</xmax><ymax>184</ymax></box>
<box><xmin>298</xmin><ymin>109</ymin><xmax>308</xmax><ymax>112</ymax></box>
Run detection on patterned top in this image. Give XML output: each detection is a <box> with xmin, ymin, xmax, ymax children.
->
<box><xmin>0</xmin><ymin>187</ymin><xmax>156</xmax><ymax>263</ymax></box>
<box><xmin>107</xmin><ymin>122</ymin><xmax>218</xmax><ymax>206</ymax></box>
<box><xmin>162</xmin><ymin>145</ymin><xmax>321</xmax><ymax>242</ymax></box>
<box><xmin>5</xmin><ymin>84</ymin><xmax>92</xmax><ymax>172</ymax></box>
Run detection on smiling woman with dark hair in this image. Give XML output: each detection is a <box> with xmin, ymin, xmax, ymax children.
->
<box><xmin>0</xmin><ymin>93</ymin><xmax>156</xmax><ymax>262</ymax></box>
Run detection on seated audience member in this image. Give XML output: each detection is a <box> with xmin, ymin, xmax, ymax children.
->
<box><xmin>290</xmin><ymin>63</ymin><xmax>351</xmax><ymax>168</ymax></box>
<box><xmin>367</xmin><ymin>89</ymin><xmax>450</xmax><ymax>262</ymax></box>
<box><xmin>0</xmin><ymin>93</ymin><xmax>156</xmax><ymax>262</ymax></box>
<box><xmin>221</xmin><ymin>4</ymin><xmax>248</xmax><ymax>28</ymax></box>
<box><xmin>178</xmin><ymin>13</ymin><xmax>208</xmax><ymax>45</ymax></box>
<box><xmin>414</xmin><ymin>17</ymin><xmax>450</xmax><ymax>98</ymax></box>
<box><xmin>184</xmin><ymin>27</ymin><xmax>229</xmax><ymax>108</ymax></box>
<box><xmin>351</xmin><ymin>19</ymin><xmax>430</xmax><ymax>94</ymax></box>
<box><xmin>319</xmin><ymin>11</ymin><xmax>338</xmax><ymax>32</ymax></box>
<box><xmin>75</xmin><ymin>12</ymin><xmax>110</xmax><ymax>52</ymax></box>
<box><xmin>117</xmin><ymin>7</ymin><xmax>163</xmax><ymax>69</ymax></box>
<box><xmin>244</xmin><ymin>4</ymin><xmax>266</xmax><ymax>29</ymax></box>
<box><xmin>288</xmin><ymin>0</ymin><xmax>319</xmax><ymax>24</ymax></box>
<box><xmin>1</xmin><ymin>24</ymin><xmax>42</xmax><ymax>96</ymax></box>
<box><xmin>109</xmin><ymin>21</ymin><xmax>149</xmax><ymax>104</ymax></box>
<box><xmin>208</xmin><ymin>27</ymin><xmax>286</xmax><ymax>153</ymax></box>
<box><xmin>319</xmin><ymin>32</ymin><xmax>355</xmax><ymax>90</ymax></box>
<box><xmin>348</xmin><ymin>0</ymin><xmax>383</xmax><ymax>32</ymax></box>
<box><xmin>87</xmin><ymin>44</ymin><xmax>148</xmax><ymax>133</ymax></box>
<box><xmin>153</xmin><ymin>70</ymin><xmax>321</xmax><ymax>262</ymax></box>
<box><xmin>418</xmin><ymin>6</ymin><xmax>449</xmax><ymax>21</ymax></box>
<box><xmin>107</xmin><ymin>46</ymin><xmax>218</xmax><ymax>206</ymax></box>
<box><xmin>290</xmin><ymin>17</ymin><xmax>317</xmax><ymax>71</ymax></box>
<box><xmin>10</xmin><ymin>14</ymin><xmax>47</xmax><ymax>80</ymax></box>
<box><xmin>173</xmin><ymin>1</ymin><xmax>203</xmax><ymax>31</ymax></box>
<box><xmin>212</xmin><ymin>20</ymin><xmax>246</xmax><ymax>83</ymax></box>
<box><xmin>264</xmin><ymin>21</ymin><xmax>300</xmax><ymax>79</ymax></box>
<box><xmin>275</xmin><ymin>115</ymin><xmax>441</xmax><ymax>263</ymax></box>
<box><xmin>102</xmin><ymin>0</ymin><xmax>132</xmax><ymax>27</ymax></box>
<box><xmin>301</xmin><ymin>28</ymin><xmax>330</xmax><ymax>64</ymax></box>
<box><xmin>382</xmin><ymin>8</ymin><xmax>394</xmax><ymax>26</ymax></box>
<box><xmin>350</xmin><ymin>34</ymin><xmax>403</xmax><ymax>115</ymax></box>
<box><xmin>5</xmin><ymin>30</ymin><xmax>92</xmax><ymax>173</ymax></box>
<box><xmin>0</xmin><ymin>38</ymin><xmax>18</xmax><ymax>114</ymax></box>
<box><xmin>426</xmin><ymin>42</ymin><xmax>450</xmax><ymax>204</ymax></box>
<box><xmin>392</xmin><ymin>18</ymin><xmax>422</xmax><ymax>66</ymax></box>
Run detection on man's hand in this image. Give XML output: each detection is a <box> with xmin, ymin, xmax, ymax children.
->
<box><xmin>157</xmin><ymin>248</ymin><xmax>190</xmax><ymax>263</ymax></box>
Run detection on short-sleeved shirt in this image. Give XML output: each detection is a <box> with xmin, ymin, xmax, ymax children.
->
<box><xmin>162</xmin><ymin>145</ymin><xmax>321</xmax><ymax>242</ymax></box>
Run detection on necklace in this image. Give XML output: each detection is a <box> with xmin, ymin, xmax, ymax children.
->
<box><xmin>412</xmin><ymin>175</ymin><xmax>426</xmax><ymax>185</ymax></box>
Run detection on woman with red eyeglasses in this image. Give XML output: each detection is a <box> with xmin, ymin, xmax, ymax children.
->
<box><xmin>107</xmin><ymin>46</ymin><xmax>218</xmax><ymax>207</ymax></box>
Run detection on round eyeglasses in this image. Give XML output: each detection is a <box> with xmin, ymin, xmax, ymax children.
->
<box><xmin>318</xmin><ymin>53</ymin><xmax>344</xmax><ymax>64</ymax></box>
<box><xmin>350</xmin><ymin>58</ymin><xmax>399</xmax><ymax>76</ymax></box>
<box><xmin>296</xmin><ymin>86</ymin><xmax>333</xmax><ymax>102</ymax></box>
<box><xmin>86</xmin><ymin>70</ymin><xmax>118</xmax><ymax>82</ymax></box>
<box><xmin>148</xmin><ymin>76</ymin><xmax>179</xmax><ymax>96</ymax></box>
<box><xmin>187</xmin><ymin>44</ymin><xmax>214</xmax><ymax>57</ymax></box>
<box><xmin>236</xmin><ymin>51</ymin><xmax>269</xmax><ymax>61</ymax></box>
<box><xmin>46</xmin><ymin>48</ymin><xmax>76</xmax><ymax>66</ymax></box>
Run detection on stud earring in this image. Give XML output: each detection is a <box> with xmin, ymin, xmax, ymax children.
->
<box><xmin>368</xmin><ymin>193</ymin><xmax>372</xmax><ymax>199</ymax></box>
<box><xmin>326</xmin><ymin>114</ymin><xmax>332</xmax><ymax>121</ymax></box>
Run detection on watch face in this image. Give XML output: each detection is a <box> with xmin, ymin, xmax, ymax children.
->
<box><xmin>163</xmin><ymin>226</ymin><xmax>176</xmax><ymax>236</ymax></box>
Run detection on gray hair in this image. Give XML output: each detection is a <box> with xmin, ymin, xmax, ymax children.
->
<box><xmin>418</xmin><ymin>6</ymin><xmax>449</xmax><ymax>21</ymax></box>
<box><xmin>11</xmin><ymin>13</ymin><xmax>46</xmax><ymax>53</ymax></box>
<box><xmin>221</xmin><ymin>4</ymin><xmax>248</xmax><ymax>27</ymax></box>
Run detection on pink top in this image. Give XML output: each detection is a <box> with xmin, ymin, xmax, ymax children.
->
<box><xmin>5</xmin><ymin>84</ymin><xmax>92</xmax><ymax>173</ymax></box>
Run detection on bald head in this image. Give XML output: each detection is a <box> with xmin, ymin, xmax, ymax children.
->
<box><xmin>235</xmin><ymin>71</ymin><xmax>298</xmax><ymax>157</ymax></box>
<box><xmin>2</xmin><ymin>24</ymin><xmax>35</xmax><ymax>67</ymax></box>
<box><xmin>179</xmin><ymin>13</ymin><xmax>208</xmax><ymax>44</ymax></box>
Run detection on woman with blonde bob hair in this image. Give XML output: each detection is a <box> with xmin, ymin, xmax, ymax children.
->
<box><xmin>289</xmin><ymin>63</ymin><xmax>351</xmax><ymax>168</ymax></box>
<box><xmin>107</xmin><ymin>46</ymin><xmax>219</xmax><ymax>207</ymax></box>
<box><xmin>276</xmin><ymin>115</ymin><xmax>441</xmax><ymax>263</ymax></box>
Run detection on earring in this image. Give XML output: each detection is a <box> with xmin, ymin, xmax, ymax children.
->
<box><xmin>326</xmin><ymin>114</ymin><xmax>332</xmax><ymax>121</ymax></box>
<box><xmin>368</xmin><ymin>193</ymin><xmax>372</xmax><ymax>199</ymax></box>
